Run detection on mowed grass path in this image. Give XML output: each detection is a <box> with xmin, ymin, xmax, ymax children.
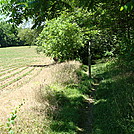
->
<box><xmin>0</xmin><ymin>46</ymin><xmax>51</xmax><ymax>92</ymax></box>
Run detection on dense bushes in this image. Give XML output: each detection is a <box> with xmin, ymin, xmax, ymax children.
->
<box><xmin>0</xmin><ymin>22</ymin><xmax>20</xmax><ymax>47</ymax></box>
<box><xmin>36</xmin><ymin>15</ymin><xmax>85</xmax><ymax>62</ymax></box>
<box><xmin>36</xmin><ymin>9</ymin><xmax>122</xmax><ymax>64</ymax></box>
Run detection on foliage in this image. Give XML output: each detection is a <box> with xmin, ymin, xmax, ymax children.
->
<box><xmin>40</xmin><ymin>63</ymin><xmax>92</xmax><ymax>133</ymax></box>
<box><xmin>36</xmin><ymin>8</ymin><xmax>118</xmax><ymax>63</ymax></box>
<box><xmin>18</xmin><ymin>28</ymin><xmax>39</xmax><ymax>46</ymax></box>
<box><xmin>6</xmin><ymin>103</ymin><xmax>24</xmax><ymax>134</ymax></box>
<box><xmin>0</xmin><ymin>21</ymin><xmax>20</xmax><ymax>47</ymax></box>
<box><xmin>92</xmin><ymin>60</ymin><xmax>134</xmax><ymax>134</ymax></box>
<box><xmin>120</xmin><ymin>0</ymin><xmax>134</xmax><ymax>11</ymax></box>
<box><xmin>36</xmin><ymin>15</ymin><xmax>85</xmax><ymax>61</ymax></box>
<box><xmin>0</xmin><ymin>0</ymin><xmax>72</xmax><ymax>28</ymax></box>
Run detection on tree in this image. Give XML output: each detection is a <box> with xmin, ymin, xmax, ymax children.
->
<box><xmin>36</xmin><ymin>15</ymin><xmax>85</xmax><ymax>61</ymax></box>
<box><xmin>18</xmin><ymin>28</ymin><xmax>39</xmax><ymax>46</ymax></box>
<box><xmin>0</xmin><ymin>0</ymin><xmax>72</xmax><ymax>28</ymax></box>
<box><xmin>0</xmin><ymin>21</ymin><xmax>20</xmax><ymax>47</ymax></box>
<box><xmin>1</xmin><ymin>0</ymin><xmax>134</xmax><ymax>64</ymax></box>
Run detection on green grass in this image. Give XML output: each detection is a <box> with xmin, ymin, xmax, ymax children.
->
<box><xmin>38</xmin><ymin>64</ymin><xmax>92</xmax><ymax>134</ymax></box>
<box><xmin>92</xmin><ymin>59</ymin><xmax>134</xmax><ymax>134</ymax></box>
<box><xmin>47</xmin><ymin>85</ymin><xmax>84</xmax><ymax>134</ymax></box>
<box><xmin>0</xmin><ymin>46</ymin><xmax>44</xmax><ymax>69</ymax></box>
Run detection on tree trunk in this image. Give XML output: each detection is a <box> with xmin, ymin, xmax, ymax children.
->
<box><xmin>88</xmin><ymin>41</ymin><xmax>91</xmax><ymax>78</ymax></box>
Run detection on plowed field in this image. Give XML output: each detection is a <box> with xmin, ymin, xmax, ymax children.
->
<box><xmin>0</xmin><ymin>46</ymin><xmax>54</xmax><ymax>123</ymax></box>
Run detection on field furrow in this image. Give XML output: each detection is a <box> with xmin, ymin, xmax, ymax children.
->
<box><xmin>0</xmin><ymin>46</ymin><xmax>53</xmax><ymax>96</ymax></box>
<box><xmin>0</xmin><ymin>67</ymin><xmax>26</xmax><ymax>79</ymax></box>
<box><xmin>0</xmin><ymin>67</ymin><xmax>42</xmax><ymax>97</ymax></box>
<box><xmin>4</xmin><ymin>67</ymin><xmax>42</xmax><ymax>90</ymax></box>
<box><xmin>0</xmin><ymin>67</ymin><xmax>34</xmax><ymax>87</ymax></box>
<box><xmin>0</xmin><ymin>67</ymin><xmax>17</xmax><ymax>73</ymax></box>
<box><xmin>0</xmin><ymin>67</ymin><xmax>28</xmax><ymax>83</ymax></box>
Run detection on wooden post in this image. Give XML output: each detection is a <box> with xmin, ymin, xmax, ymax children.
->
<box><xmin>88</xmin><ymin>41</ymin><xmax>91</xmax><ymax>78</ymax></box>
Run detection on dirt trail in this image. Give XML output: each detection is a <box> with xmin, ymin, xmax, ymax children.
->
<box><xmin>0</xmin><ymin>61</ymin><xmax>54</xmax><ymax>124</ymax></box>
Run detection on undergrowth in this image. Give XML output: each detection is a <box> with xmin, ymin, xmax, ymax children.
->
<box><xmin>2</xmin><ymin>58</ymin><xmax>133</xmax><ymax>134</ymax></box>
<box><xmin>38</xmin><ymin>62</ymin><xmax>92</xmax><ymax>134</ymax></box>
<box><xmin>92</xmin><ymin>59</ymin><xmax>134</xmax><ymax>134</ymax></box>
<box><xmin>1</xmin><ymin>61</ymin><xmax>92</xmax><ymax>134</ymax></box>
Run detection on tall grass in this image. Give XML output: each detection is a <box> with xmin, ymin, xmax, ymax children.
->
<box><xmin>34</xmin><ymin>62</ymin><xmax>92</xmax><ymax>134</ymax></box>
<box><xmin>0</xmin><ymin>61</ymin><xmax>92</xmax><ymax>134</ymax></box>
<box><xmin>92</xmin><ymin>59</ymin><xmax>134</xmax><ymax>134</ymax></box>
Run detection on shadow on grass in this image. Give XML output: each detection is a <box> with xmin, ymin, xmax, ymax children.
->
<box><xmin>93</xmin><ymin>67</ymin><xmax>134</xmax><ymax>134</ymax></box>
<box><xmin>46</xmin><ymin>65</ymin><xmax>97</xmax><ymax>134</ymax></box>
<box><xmin>50</xmin><ymin>93</ymin><xmax>84</xmax><ymax>133</ymax></box>
<box><xmin>48</xmin><ymin>85</ymin><xmax>94</xmax><ymax>134</ymax></box>
<box><xmin>29</xmin><ymin>63</ymin><xmax>57</xmax><ymax>67</ymax></box>
<box><xmin>46</xmin><ymin>75</ymin><xmax>93</xmax><ymax>133</ymax></box>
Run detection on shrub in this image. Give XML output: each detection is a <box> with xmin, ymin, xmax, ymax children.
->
<box><xmin>36</xmin><ymin>16</ymin><xmax>85</xmax><ymax>62</ymax></box>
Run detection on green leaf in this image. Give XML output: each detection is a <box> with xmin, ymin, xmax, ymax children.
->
<box><xmin>18</xmin><ymin>2</ymin><xmax>28</xmax><ymax>7</ymax></box>
<box><xmin>10</xmin><ymin>120</ymin><xmax>15</xmax><ymax>125</ymax></box>
<box><xmin>11</xmin><ymin>114</ymin><xmax>17</xmax><ymax>120</ymax></box>
<box><xmin>120</xmin><ymin>6</ymin><xmax>124</xmax><ymax>11</ymax></box>
<box><xmin>6</xmin><ymin>122</ymin><xmax>10</xmax><ymax>127</ymax></box>
<box><xmin>124</xmin><ymin>5</ymin><xmax>128</xmax><ymax>10</ymax></box>
<box><xmin>8</xmin><ymin>118</ymin><xmax>11</xmax><ymax>122</ymax></box>
<box><xmin>131</xmin><ymin>4</ymin><xmax>134</xmax><ymax>10</ymax></box>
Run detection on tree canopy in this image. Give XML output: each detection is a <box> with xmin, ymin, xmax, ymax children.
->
<box><xmin>36</xmin><ymin>13</ymin><xmax>85</xmax><ymax>61</ymax></box>
<box><xmin>0</xmin><ymin>0</ymin><xmax>134</xmax><ymax>63</ymax></box>
<box><xmin>1</xmin><ymin>0</ymin><xmax>130</xmax><ymax>27</ymax></box>
<box><xmin>0</xmin><ymin>21</ymin><xmax>20</xmax><ymax>47</ymax></box>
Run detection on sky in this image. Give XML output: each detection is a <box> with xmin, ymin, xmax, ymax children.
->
<box><xmin>0</xmin><ymin>14</ymin><xmax>33</xmax><ymax>29</ymax></box>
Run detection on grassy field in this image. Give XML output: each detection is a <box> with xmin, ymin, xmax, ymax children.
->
<box><xmin>0</xmin><ymin>46</ymin><xmax>92</xmax><ymax>134</ymax></box>
<box><xmin>0</xmin><ymin>46</ymin><xmax>133</xmax><ymax>134</ymax></box>
<box><xmin>0</xmin><ymin>46</ymin><xmax>46</xmax><ymax>69</ymax></box>
<box><xmin>0</xmin><ymin>46</ymin><xmax>50</xmax><ymax>91</ymax></box>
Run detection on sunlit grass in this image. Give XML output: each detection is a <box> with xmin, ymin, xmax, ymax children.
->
<box><xmin>0</xmin><ymin>46</ymin><xmax>45</xmax><ymax>69</ymax></box>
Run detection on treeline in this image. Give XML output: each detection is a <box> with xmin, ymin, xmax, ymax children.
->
<box><xmin>0</xmin><ymin>21</ymin><xmax>38</xmax><ymax>47</ymax></box>
<box><xmin>0</xmin><ymin>22</ymin><xmax>19</xmax><ymax>47</ymax></box>
<box><xmin>1</xmin><ymin>0</ymin><xmax>134</xmax><ymax>64</ymax></box>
